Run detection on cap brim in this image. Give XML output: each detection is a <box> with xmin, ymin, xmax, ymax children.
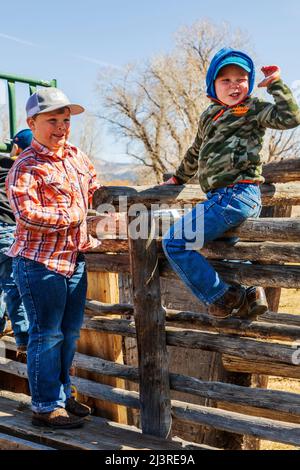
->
<box><xmin>10</xmin><ymin>143</ymin><xmax>19</xmax><ymax>158</ymax></box>
<box><xmin>214</xmin><ymin>61</ymin><xmax>251</xmax><ymax>79</ymax></box>
<box><xmin>32</xmin><ymin>103</ymin><xmax>85</xmax><ymax>116</ymax></box>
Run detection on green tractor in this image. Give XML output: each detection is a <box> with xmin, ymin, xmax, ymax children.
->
<box><xmin>0</xmin><ymin>72</ymin><xmax>57</xmax><ymax>153</ymax></box>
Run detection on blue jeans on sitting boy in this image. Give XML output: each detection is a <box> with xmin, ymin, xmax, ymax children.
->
<box><xmin>12</xmin><ymin>253</ymin><xmax>87</xmax><ymax>413</ymax></box>
<box><xmin>0</xmin><ymin>222</ymin><xmax>29</xmax><ymax>347</ymax></box>
<box><xmin>162</xmin><ymin>183</ymin><xmax>262</xmax><ymax>306</ymax></box>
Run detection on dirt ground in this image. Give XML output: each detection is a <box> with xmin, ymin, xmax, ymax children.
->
<box><xmin>260</xmin><ymin>288</ymin><xmax>300</xmax><ymax>450</ymax></box>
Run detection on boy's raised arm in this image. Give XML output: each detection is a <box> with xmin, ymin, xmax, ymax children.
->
<box><xmin>257</xmin><ymin>65</ymin><xmax>300</xmax><ymax>130</ymax></box>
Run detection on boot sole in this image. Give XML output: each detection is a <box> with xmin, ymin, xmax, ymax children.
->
<box><xmin>32</xmin><ymin>417</ymin><xmax>84</xmax><ymax>429</ymax></box>
<box><xmin>248</xmin><ymin>304</ymin><xmax>269</xmax><ymax>318</ymax></box>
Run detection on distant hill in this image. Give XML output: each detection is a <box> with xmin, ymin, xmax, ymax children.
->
<box><xmin>93</xmin><ymin>159</ymin><xmax>157</xmax><ymax>185</ymax></box>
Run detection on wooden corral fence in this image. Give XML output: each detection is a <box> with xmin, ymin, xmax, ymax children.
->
<box><xmin>1</xmin><ymin>157</ymin><xmax>300</xmax><ymax>450</ymax></box>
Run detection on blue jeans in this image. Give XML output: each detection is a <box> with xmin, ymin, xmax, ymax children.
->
<box><xmin>162</xmin><ymin>183</ymin><xmax>262</xmax><ymax>305</ymax></box>
<box><xmin>0</xmin><ymin>222</ymin><xmax>29</xmax><ymax>347</ymax></box>
<box><xmin>12</xmin><ymin>254</ymin><xmax>87</xmax><ymax>413</ymax></box>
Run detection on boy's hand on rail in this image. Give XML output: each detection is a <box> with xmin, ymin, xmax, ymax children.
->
<box><xmin>258</xmin><ymin>65</ymin><xmax>281</xmax><ymax>88</ymax></box>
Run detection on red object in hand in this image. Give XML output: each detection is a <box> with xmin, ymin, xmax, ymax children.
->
<box><xmin>258</xmin><ymin>65</ymin><xmax>281</xmax><ymax>88</ymax></box>
<box><xmin>160</xmin><ymin>176</ymin><xmax>180</xmax><ymax>186</ymax></box>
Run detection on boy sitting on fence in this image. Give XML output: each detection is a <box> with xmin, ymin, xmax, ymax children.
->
<box><xmin>162</xmin><ymin>47</ymin><xmax>300</xmax><ymax>319</ymax></box>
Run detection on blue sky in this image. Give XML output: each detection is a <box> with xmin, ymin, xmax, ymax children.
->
<box><xmin>1</xmin><ymin>0</ymin><xmax>300</xmax><ymax>161</ymax></box>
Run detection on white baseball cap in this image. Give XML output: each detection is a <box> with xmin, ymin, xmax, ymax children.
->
<box><xmin>26</xmin><ymin>87</ymin><xmax>85</xmax><ymax>117</ymax></box>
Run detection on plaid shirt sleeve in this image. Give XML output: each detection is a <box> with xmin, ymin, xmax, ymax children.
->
<box><xmin>6</xmin><ymin>160</ymin><xmax>84</xmax><ymax>233</ymax></box>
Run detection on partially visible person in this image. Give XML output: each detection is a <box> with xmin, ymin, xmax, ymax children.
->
<box><xmin>0</xmin><ymin>129</ymin><xmax>32</xmax><ymax>353</ymax></box>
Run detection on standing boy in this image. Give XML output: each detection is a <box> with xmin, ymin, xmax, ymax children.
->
<box><xmin>6</xmin><ymin>88</ymin><xmax>100</xmax><ymax>428</ymax></box>
<box><xmin>162</xmin><ymin>48</ymin><xmax>300</xmax><ymax>319</ymax></box>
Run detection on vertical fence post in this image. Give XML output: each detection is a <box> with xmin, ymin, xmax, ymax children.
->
<box><xmin>29</xmin><ymin>85</ymin><xmax>36</xmax><ymax>95</ymax></box>
<box><xmin>128</xmin><ymin>209</ymin><xmax>172</xmax><ymax>438</ymax></box>
<box><xmin>7</xmin><ymin>80</ymin><xmax>17</xmax><ymax>140</ymax></box>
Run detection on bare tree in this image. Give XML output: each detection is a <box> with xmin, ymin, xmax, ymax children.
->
<box><xmin>0</xmin><ymin>107</ymin><xmax>9</xmax><ymax>143</ymax></box>
<box><xmin>77</xmin><ymin>113</ymin><xmax>102</xmax><ymax>165</ymax></box>
<box><xmin>0</xmin><ymin>106</ymin><xmax>26</xmax><ymax>149</ymax></box>
<box><xmin>95</xmin><ymin>20</ymin><xmax>252</xmax><ymax>182</ymax></box>
<box><xmin>263</xmin><ymin>128</ymin><xmax>300</xmax><ymax>162</ymax></box>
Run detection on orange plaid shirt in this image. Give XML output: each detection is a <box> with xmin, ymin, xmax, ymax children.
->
<box><xmin>6</xmin><ymin>138</ymin><xmax>100</xmax><ymax>277</ymax></box>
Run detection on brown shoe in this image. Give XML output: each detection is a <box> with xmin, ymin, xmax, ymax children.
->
<box><xmin>246</xmin><ymin>286</ymin><xmax>268</xmax><ymax>318</ymax></box>
<box><xmin>208</xmin><ymin>285</ymin><xmax>248</xmax><ymax>319</ymax></box>
<box><xmin>66</xmin><ymin>397</ymin><xmax>91</xmax><ymax>417</ymax></box>
<box><xmin>32</xmin><ymin>408</ymin><xmax>84</xmax><ymax>429</ymax></box>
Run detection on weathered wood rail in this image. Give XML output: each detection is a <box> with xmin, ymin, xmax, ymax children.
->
<box><xmin>1</xmin><ymin>157</ymin><xmax>300</xmax><ymax>450</ymax></box>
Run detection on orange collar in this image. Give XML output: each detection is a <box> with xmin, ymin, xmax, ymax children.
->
<box><xmin>209</xmin><ymin>96</ymin><xmax>250</xmax><ymax>122</ymax></box>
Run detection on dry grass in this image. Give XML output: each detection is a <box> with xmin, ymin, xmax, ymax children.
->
<box><xmin>259</xmin><ymin>288</ymin><xmax>300</xmax><ymax>450</ymax></box>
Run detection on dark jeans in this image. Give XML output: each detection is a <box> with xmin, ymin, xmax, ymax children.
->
<box><xmin>13</xmin><ymin>253</ymin><xmax>87</xmax><ymax>412</ymax></box>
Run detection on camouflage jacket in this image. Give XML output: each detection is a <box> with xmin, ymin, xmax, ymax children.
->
<box><xmin>175</xmin><ymin>79</ymin><xmax>300</xmax><ymax>193</ymax></box>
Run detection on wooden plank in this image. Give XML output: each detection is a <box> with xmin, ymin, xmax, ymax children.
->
<box><xmin>89</xmin><ymin>240</ymin><xmax>300</xmax><ymax>264</ymax></box>
<box><xmin>171</xmin><ymin>400</ymin><xmax>300</xmax><ymax>447</ymax></box>
<box><xmin>81</xmin><ymin>316</ymin><xmax>300</xmax><ymax>366</ymax></box>
<box><xmin>262</xmin><ymin>311</ymin><xmax>300</xmax><ymax>326</ymax></box>
<box><xmin>87</xmin><ymin>217</ymin><xmax>300</xmax><ymax>243</ymax></box>
<box><xmin>217</xmin><ymin>402</ymin><xmax>300</xmax><ymax>426</ymax></box>
<box><xmin>90</xmin><ymin>240</ymin><xmax>129</xmax><ymax>253</ymax></box>
<box><xmin>222</xmin><ymin>355</ymin><xmax>300</xmax><ymax>379</ymax></box>
<box><xmin>71</xmin><ymin>355</ymin><xmax>300</xmax><ymax>423</ymax></box>
<box><xmin>85</xmin><ymin>300</ymin><xmax>133</xmax><ymax>315</ymax></box>
<box><xmin>213</xmin><ymin>217</ymin><xmax>300</xmax><ymax>242</ymax></box>
<box><xmin>85</xmin><ymin>253</ymin><xmax>300</xmax><ymax>288</ymax></box>
<box><xmin>84</xmin><ymin>301</ymin><xmax>300</xmax><ymax>342</ymax></box>
<box><xmin>262</xmin><ymin>158</ymin><xmax>300</xmax><ymax>183</ymax></box>
<box><xmin>0</xmin><ymin>432</ymin><xmax>54</xmax><ymax>450</ymax></box>
<box><xmin>164</xmin><ymin>310</ymin><xmax>300</xmax><ymax>342</ymax></box>
<box><xmin>202</xmin><ymin>241</ymin><xmax>300</xmax><ymax>263</ymax></box>
<box><xmin>128</xmin><ymin>210</ymin><xmax>171</xmax><ymax>438</ymax></box>
<box><xmin>88</xmin><ymin>301</ymin><xmax>300</xmax><ymax>328</ymax></box>
<box><xmin>161</xmin><ymin>260</ymin><xmax>300</xmax><ymax>289</ymax></box>
<box><xmin>85</xmin><ymin>253</ymin><xmax>129</xmax><ymax>273</ymax></box>
<box><xmin>0</xmin><ymin>392</ymin><xmax>208</xmax><ymax>450</ymax></box>
<box><xmin>92</xmin><ymin>183</ymin><xmax>300</xmax><ymax>208</ymax></box>
<box><xmin>165</xmin><ymin>159</ymin><xmax>300</xmax><ymax>184</ymax></box>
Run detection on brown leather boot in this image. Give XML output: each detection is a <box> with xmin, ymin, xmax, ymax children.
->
<box><xmin>32</xmin><ymin>408</ymin><xmax>84</xmax><ymax>429</ymax></box>
<box><xmin>246</xmin><ymin>286</ymin><xmax>268</xmax><ymax>318</ymax></box>
<box><xmin>66</xmin><ymin>397</ymin><xmax>91</xmax><ymax>417</ymax></box>
<box><xmin>208</xmin><ymin>285</ymin><xmax>248</xmax><ymax>319</ymax></box>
